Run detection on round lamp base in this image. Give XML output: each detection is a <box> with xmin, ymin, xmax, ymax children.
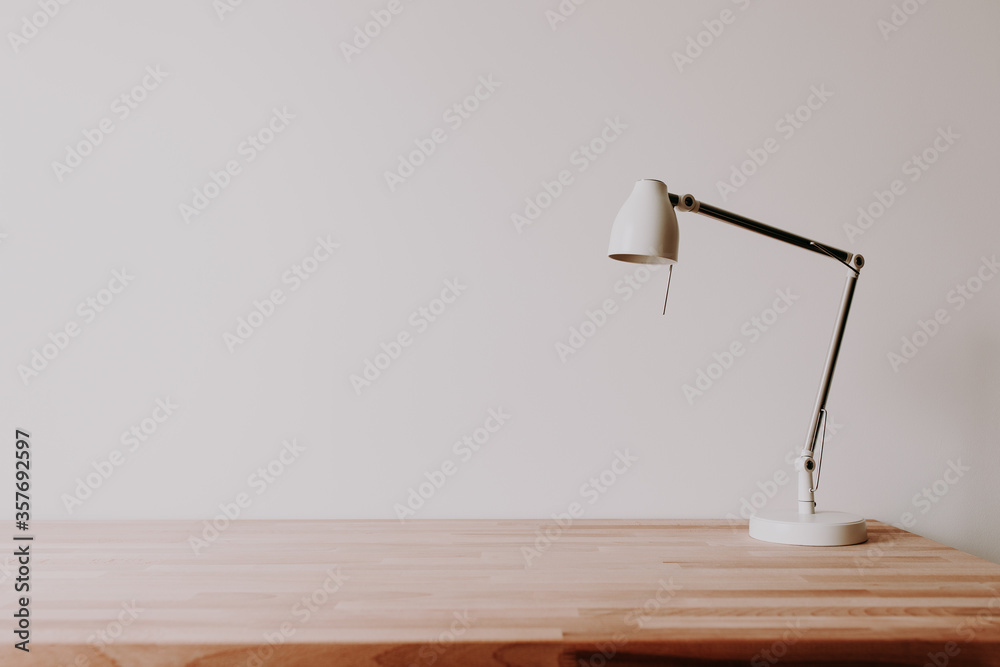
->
<box><xmin>749</xmin><ymin>510</ymin><xmax>867</xmax><ymax>546</ymax></box>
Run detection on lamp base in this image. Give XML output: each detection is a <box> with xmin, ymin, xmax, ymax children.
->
<box><xmin>749</xmin><ymin>510</ymin><xmax>867</xmax><ymax>546</ymax></box>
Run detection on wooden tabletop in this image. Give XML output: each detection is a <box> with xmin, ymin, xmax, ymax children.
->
<box><xmin>12</xmin><ymin>520</ymin><xmax>1000</xmax><ymax>666</ymax></box>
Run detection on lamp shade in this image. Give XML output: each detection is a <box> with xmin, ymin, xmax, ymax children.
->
<box><xmin>608</xmin><ymin>179</ymin><xmax>678</xmax><ymax>264</ymax></box>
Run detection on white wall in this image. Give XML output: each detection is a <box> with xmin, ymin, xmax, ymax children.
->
<box><xmin>2</xmin><ymin>0</ymin><xmax>998</xmax><ymax>563</ymax></box>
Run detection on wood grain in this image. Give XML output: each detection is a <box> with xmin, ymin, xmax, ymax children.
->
<box><xmin>11</xmin><ymin>520</ymin><xmax>1000</xmax><ymax>666</ymax></box>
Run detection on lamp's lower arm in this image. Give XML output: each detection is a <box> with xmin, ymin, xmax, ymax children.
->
<box><xmin>794</xmin><ymin>264</ymin><xmax>862</xmax><ymax>516</ymax></box>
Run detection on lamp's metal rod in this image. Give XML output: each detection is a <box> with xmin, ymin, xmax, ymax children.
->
<box><xmin>802</xmin><ymin>271</ymin><xmax>859</xmax><ymax>457</ymax></box>
<box><xmin>679</xmin><ymin>196</ymin><xmax>853</xmax><ymax>265</ymax></box>
<box><xmin>662</xmin><ymin>264</ymin><xmax>673</xmax><ymax>315</ymax></box>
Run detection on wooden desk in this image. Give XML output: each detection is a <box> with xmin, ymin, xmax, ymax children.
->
<box><xmin>17</xmin><ymin>520</ymin><xmax>1000</xmax><ymax>665</ymax></box>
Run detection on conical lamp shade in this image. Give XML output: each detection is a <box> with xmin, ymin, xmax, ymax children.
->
<box><xmin>608</xmin><ymin>179</ymin><xmax>679</xmax><ymax>264</ymax></box>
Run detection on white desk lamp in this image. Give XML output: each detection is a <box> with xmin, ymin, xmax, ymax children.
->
<box><xmin>608</xmin><ymin>179</ymin><xmax>867</xmax><ymax>546</ymax></box>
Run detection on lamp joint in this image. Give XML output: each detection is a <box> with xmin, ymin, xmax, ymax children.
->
<box><xmin>677</xmin><ymin>194</ymin><xmax>699</xmax><ymax>213</ymax></box>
